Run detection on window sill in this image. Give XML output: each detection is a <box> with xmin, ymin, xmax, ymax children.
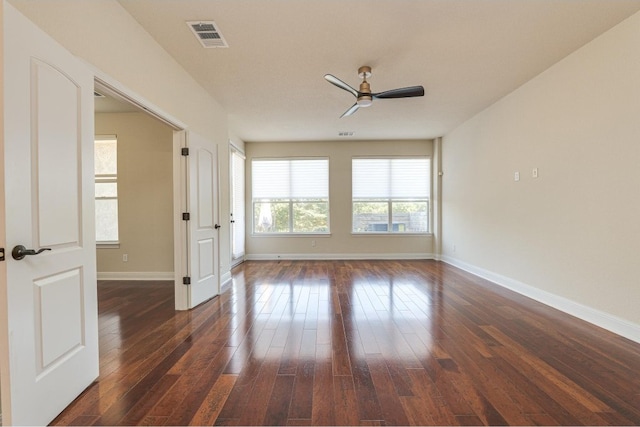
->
<box><xmin>251</xmin><ymin>233</ymin><xmax>331</xmax><ymax>238</ymax></box>
<box><xmin>97</xmin><ymin>241</ymin><xmax>120</xmax><ymax>249</ymax></box>
<box><xmin>351</xmin><ymin>232</ymin><xmax>433</xmax><ymax>237</ymax></box>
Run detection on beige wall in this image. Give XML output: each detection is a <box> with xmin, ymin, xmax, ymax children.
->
<box><xmin>442</xmin><ymin>11</ymin><xmax>640</xmax><ymax>337</ymax></box>
<box><xmin>9</xmin><ymin>0</ymin><xmax>233</xmax><ymax>281</ymax></box>
<box><xmin>246</xmin><ymin>139</ymin><xmax>434</xmax><ymax>258</ymax></box>
<box><xmin>95</xmin><ymin>112</ymin><xmax>174</xmax><ymax>276</ymax></box>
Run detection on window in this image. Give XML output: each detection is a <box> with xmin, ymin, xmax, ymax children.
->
<box><xmin>352</xmin><ymin>157</ymin><xmax>430</xmax><ymax>234</ymax></box>
<box><xmin>231</xmin><ymin>147</ymin><xmax>245</xmax><ymax>262</ymax></box>
<box><xmin>95</xmin><ymin>135</ymin><xmax>119</xmax><ymax>243</ymax></box>
<box><xmin>252</xmin><ymin>158</ymin><xmax>329</xmax><ymax>234</ymax></box>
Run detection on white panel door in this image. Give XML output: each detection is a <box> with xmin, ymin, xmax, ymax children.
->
<box><xmin>186</xmin><ymin>132</ymin><xmax>219</xmax><ymax>307</ymax></box>
<box><xmin>1</xmin><ymin>4</ymin><xmax>99</xmax><ymax>425</ymax></box>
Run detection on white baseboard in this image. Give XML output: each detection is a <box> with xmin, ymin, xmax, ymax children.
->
<box><xmin>245</xmin><ymin>253</ymin><xmax>435</xmax><ymax>261</ymax></box>
<box><xmin>220</xmin><ymin>271</ymin><xmax>232</xmax><ymax>290</ymax></box>
<box><xmin>440</xmin><ymin>255</ymin><xmax>640</xmax><ymax>344</ymax></box>
<box><xmin>97</xmin><ymin>271</ymin><xmax>175</xmax><ymax>281</ymax></box>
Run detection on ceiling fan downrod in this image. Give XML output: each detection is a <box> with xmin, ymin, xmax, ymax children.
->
<box><xmin>357</xmin><ymin>66</ymin><xmax>373</xmax><ymax>107</ymax></box>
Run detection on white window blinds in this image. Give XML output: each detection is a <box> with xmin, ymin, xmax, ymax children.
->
<box><xmin>252</xmin><ymin>159</ymin><xmax>329</xmax><ymax>199</ymax></box>
<box><xmin>352</xmin><ymin>158</ymin><xmax>430</xmax><ymax>199</ymax></box>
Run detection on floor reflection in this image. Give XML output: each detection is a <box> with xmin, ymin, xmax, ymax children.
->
<box><xmin>53</xmin><ymin>260</ymin><xmax>640</xmax><ymax>425</ymax></box>
<box><xmin>232</xmin><ymin>261</ymin><xmax>446</xmax><ymax>365</ymax></box>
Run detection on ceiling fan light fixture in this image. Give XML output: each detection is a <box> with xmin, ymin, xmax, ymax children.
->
<box><xmin>357</xmin><ymin>96</ymin><xmax>372</xmax><ymax>107</ymax></box>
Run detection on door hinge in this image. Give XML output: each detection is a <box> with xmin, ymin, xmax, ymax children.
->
<box><xmin>0</xmin><ymin>248</ymin><xmax>4</xmax><ymax>262</ymax></box>
<box><xmin>182</xmin><ymin>212</ymin><xmax>190</xmax><ymax>221</ymax></box>
<box><xmin>181</xmin><ymin>147</ymin><xmax>189</xmax><ymax>156</ymax></box>
<box><xmin>183</xmin><ymin>276</ymin><xmax>191</xmax><ymax>285</ymax></box>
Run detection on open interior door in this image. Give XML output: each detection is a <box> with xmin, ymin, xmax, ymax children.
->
<box><xmin>1</xmin><ymin>4</ymin><xmax>99</xmax><ymax>425</ymax></box>
<box><xmin>181</xmin><ymin>131</ymin><xmax>220</xmax><ymax>308</ymax></box>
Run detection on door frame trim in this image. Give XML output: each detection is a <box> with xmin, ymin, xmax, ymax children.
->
<box><xmin>93</xmin><ymin>71</ymin><xmax>190</xmax><ymax>310</ymax></box>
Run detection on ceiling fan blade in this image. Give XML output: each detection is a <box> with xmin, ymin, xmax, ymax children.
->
<box><xmin>372</xmin><ymin>86</ymin><xmax>425</xmax><ymax>99</ymax></box>
<box><xmin>340</xmin><ymin>103</ymin><xmax>360</xmax><ymax>118</ymax></box>
<box><xmin>325</xmin><ymin>74</ymin><xmax>359</xmax><ymax>98</ymax></box>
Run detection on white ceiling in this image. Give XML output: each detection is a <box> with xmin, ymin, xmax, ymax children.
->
<box><xmin>14</xmin><ymin>0</ymin><xmax>640</xmax><ymax>142</ymax></box>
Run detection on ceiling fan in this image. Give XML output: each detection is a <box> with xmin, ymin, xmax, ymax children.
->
<box><xmin>324</xmin><ymin>66</ymin><xmax>425</xmax><ymax>118</ymax></box>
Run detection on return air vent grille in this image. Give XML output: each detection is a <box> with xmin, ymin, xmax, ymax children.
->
<box><xmin>187</xmin><ymin>21</ymin><xmax>228</xmax><ymax>48</ymax></box>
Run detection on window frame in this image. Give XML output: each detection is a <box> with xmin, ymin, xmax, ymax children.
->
<box><xmin>251</xmin><ymin>157</ymin><xmax>330</xmax><ymax>236</ymax></box>
<box><xmin>351</xmin><ymin>156</ymin><xmax>432</xmax><ymax>235</ymax></box>
<box><xmin>95</xmin><ymin>135</ymin><xmax>120</xmax><ymax>247</ymax></box>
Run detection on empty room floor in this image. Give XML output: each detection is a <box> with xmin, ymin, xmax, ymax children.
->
<box><xmin>53</xmin><ymin>260</ymin><xmax>640</xmax><ymax>425</ymax></box>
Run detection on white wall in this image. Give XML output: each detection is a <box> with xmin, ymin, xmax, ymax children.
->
<box><xmin>442</xmin><ymin>11</ymin><xmax>640</xmax><ymax>341</ymax></box>
<box><xmin>0</xmin><ymin>0</ymin><xmax>5</xmax><ymax>418</ymax></box>
<box><xmin>9</xmin><ymin>0</ymin><xmax>234</xmax><ymax>281</ymax></box>
<box><xmin>246</xmin><ymin>139</ymin><xmax>435</xmax><ymax>259</ymax></box>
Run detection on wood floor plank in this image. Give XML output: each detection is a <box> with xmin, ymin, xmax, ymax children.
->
<box><xmin>366</xmin><ymin>356</ymin><xmax>411</xmax><ymax>425</ymax></box>
<box><xmin>405</xmin><ymin>368</ymin><xmax>459</xmax><ymax>425</ymax></box>
<box><xmin>311</xmin><ymin>346</ymin><xmax>336</xmax><ymax>426</ymax></box>
<box><xmin>216</xmin><ymin>351</ymin><xmax>271</xmax><ymax>420</ymax></box>
<box><xmin>164</xmin><ymin>346</ymin><xmax>236</xmax><ymax>425</ymax></box>
<box><xmin>190</xmin><ymin>375</ymin><xmax>237</xmax><ymax>426</ymax></box>
<box><xmin>331</xmin><ymin>313</ymin><xmax>352</xmax><ymax>376</ymax></box>
<box><xmin>263</xmin><ymin>374</ymin><xmax>295</xmax><ymax>426</ymax></box>
<box><xmin>351</xmin><ymin>358</ymin><xmax>383</xmax><ymax>422</ymax></box>
<box><xmin>288</xmin><ymin>359</ymin><xmax>315</xmax><ymax>420</ymax></box>
<box><xmin>51</xmin><ymin>261</ymin><xmax>640</xmax><ymax>426</ymax></box>
<box><xmin>137</xmin><ymin>415</ymin><xmax>168</xmax><ymax>426</ymax></box>
<box><xmin>332</xmin><ymin>375</ymin><xmax>360</xmax><ymax>426</ymax></box>
<box><xmin>286</xmin><ymin>418</ymin><xmax>312</xmax><ymax>426</ymax></box>
<box><xmin>482</xmin><ymin>325</ymin><xmax>613</xmax><ymax>425</ymax></box>
<box><xmin>117</xmin><ymin>374</ymin><xmax>180</xmax><ymax>425</ymax></box>
<box><xmin>238</xmin><ymin>346</ymin><xmax>284</xmax><ymax>425</ymax></box>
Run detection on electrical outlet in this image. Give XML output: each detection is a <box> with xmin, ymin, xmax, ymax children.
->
<box><xmin>123</xmin><ymin>254</ymin><xmax>128</xmax><ymax>262</ymax></box>
<box><xmin>514</xmin><ymin>171</ymin><xmax>520</xmax><ymax>182</ymax></box>
<box><xmin>532</xmin><ymin>168</ymin><xmax>538</xmax><ymax>178</ymax></box>
<box><xmin>311</xmin><ymin>240</ymin><xmax>316</xmax><ymax>247</ymax></box>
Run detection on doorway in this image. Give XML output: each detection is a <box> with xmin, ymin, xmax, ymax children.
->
<box><xmin>94</xmin><ymin>87</ymin><xmax>176</xmax><ymax>283</ymax></box>
<box><xmin>230</xmin><ymin>146</ymin><xmax>245</xmax><ymax>267</ymax></box>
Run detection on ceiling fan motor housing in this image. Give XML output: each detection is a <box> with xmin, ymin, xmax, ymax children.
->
<box><xmin>358</xmin><ymin>79</ymin><xmax>372</xmax><ymax>107</ymax></box>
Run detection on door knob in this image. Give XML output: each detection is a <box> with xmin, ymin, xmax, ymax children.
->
<box><xmin>214</xmin><ymin>224</ymin><xmax>221</xmax><ymax>229</ymax></box>
<box><xmin>11</xmin><ymin>245</ymin><xmax>51</xmax><ymax>261</ymax></box>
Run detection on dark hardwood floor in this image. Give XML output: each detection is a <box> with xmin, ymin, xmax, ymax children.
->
<box><xmin>52</xmin><ymin>260</ymin><xmax>640</xmax><ymax>426</ymax></box>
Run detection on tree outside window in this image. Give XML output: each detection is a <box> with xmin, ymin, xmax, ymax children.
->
<box><xmin>252</xmin><ymin>158</ymin><xmax>329</xmax><ymax>234</ymax></box>
<box><xmin>352</xmin><ymin>157</ymin><xmax>430</xmax><ymax>234</ymax></box>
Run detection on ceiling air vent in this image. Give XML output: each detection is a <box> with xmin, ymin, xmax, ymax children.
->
<box><xmin>186</xmin><ymin>21</ymin><xmax>229</xmax><ymax>48</ymax></box>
